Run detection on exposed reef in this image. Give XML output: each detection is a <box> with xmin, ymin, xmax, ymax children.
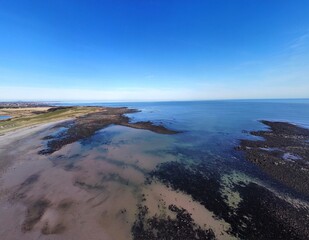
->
<box><xmin>150</xmin><ymin>161</ymin><xmax>309</xmax><ymax>239</ymax></box>
<box><xmin>238</xmin><ymin>120</ymin><xmax>309</xmax><ymax>197</ymax></box>
<box><xmin>132</xmin><ymin>204</ymin><xmax>216</xmax><ymax>240</ymax></box>
<box><xmin>39</xmin><ymin>107</ymin><xmax>180</xmax><ymax>155</ymax></box>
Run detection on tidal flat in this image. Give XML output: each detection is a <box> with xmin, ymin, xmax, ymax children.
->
<box><xmin>0</xmin><ymin>102</ymin><xmax>309</xmax><ymax>240</ymax></box>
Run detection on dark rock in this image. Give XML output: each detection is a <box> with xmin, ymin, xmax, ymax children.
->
<box><xmin>238</xmin><ymin>120</ymin><xmax>309</xmax><ymax>196</ymax></box>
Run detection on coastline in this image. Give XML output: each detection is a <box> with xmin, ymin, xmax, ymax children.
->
<box><xmin>0</xmin><ymin>107</ymin><xmax>232</xmax><ymax>240</ymax></box>
<box><xmin>0</xmin><ymin>106</ymin><xmax>179</xmax><ymax>137</ymax></box>
<box><xmin>0</xmin><ymin>104</ymin><xmax>181</xmax><ymax>177</ymax></box>
<box><xmin>0</xmin><ymin>103</ymin><xmax>308</xmax><ymax>239</ymax></box>
<box><xmin>0</xmin><ymin>106</ymin><xmax>102</xmax><ymax>135</ymax></box>
<box><xmin>0</xmin><ymin>105</ymin><xmax>179</xmax><ymax>180</ymax></box>
<box><xmin>0</xmin><ymin>120</ymin><xmax>71</xmax><ymax>175</ymax></box>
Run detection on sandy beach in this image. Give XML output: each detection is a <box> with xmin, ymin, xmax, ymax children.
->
<box><xmin>0</xmin><ymin>115</ymin><xmax>233</xmax><ymax>240</ymax></box>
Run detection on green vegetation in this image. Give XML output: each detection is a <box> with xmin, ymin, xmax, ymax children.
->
<box><xmin>0</xmin><ymin>107</ymin><xmax>101</xmax><ymax>135</ymax></box>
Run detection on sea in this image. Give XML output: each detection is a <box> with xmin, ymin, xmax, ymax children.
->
<box><xmin>1</xmin><ymin>99</ymin><xmax>309</xmax><ymax>239</ymax></box>
<box><xmin>54</xmin><ymin>99</ymin><xmax>309</xmax><ymax>195</ymax></box>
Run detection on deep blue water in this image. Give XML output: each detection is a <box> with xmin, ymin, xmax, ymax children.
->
<box><xmin>54</xmin><ymin>99</ymin><xmax>309</xmax><ymax>128</ymax></box>
<box><xmin>56</xmin><ymin>99</ymin><xmax>309</xmax><ymax>195</ymax></box>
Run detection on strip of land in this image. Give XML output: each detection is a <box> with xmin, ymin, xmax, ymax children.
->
<box><xmin>37</xmin><ymin>107</ymin><xmax>179</xmax><ymax>155</ymax></box>
<box><xmin>0</xmin><ymin>106</ymin><xmax>103</xmax><ymax>135</ymax></box>
<box><xmin>0</xmin><ymin>104</ymin><xmax>179</xmax><ymax>153</ymax></box>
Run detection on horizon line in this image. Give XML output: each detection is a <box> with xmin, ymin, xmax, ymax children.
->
<box><xmin>1</xmin><ymin>98</ymin><xmax>309</xmax><ymax>103</ymax></box>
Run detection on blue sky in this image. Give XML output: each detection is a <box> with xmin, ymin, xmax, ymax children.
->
<box><xmin>0</xmin><ymin>0</ymin><xmax>308</xmax><ymax>101</ymax></box>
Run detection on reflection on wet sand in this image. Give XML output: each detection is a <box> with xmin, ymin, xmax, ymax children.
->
<box><xmin>0</xmin><ymin>124</ymin><xmax>235</xmax><ymax>240</ymax></box>
<box><xmin>1</xmin><ymin>123</ymin><xmax>308</xmax><ymax>239</ymax></box>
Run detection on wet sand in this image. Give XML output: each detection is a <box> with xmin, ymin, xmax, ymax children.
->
<box><xmin>0</xmin><ymin>122</ymin><xmax>232</xmax><ymax>240</ymax></box>
<box><xmin>1</xmin><ymin>117</ymin><xmax>309</xmax><ymax>239</ymax></box>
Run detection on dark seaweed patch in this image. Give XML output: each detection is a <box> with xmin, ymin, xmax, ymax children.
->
<box><xmin>132</xmin><ymin>204</ymin><xmax>216</xmax><ymax>240</ymax></box>
<box><xmin>150</xmin><ymin>161</ymin><xmax>229</xmax><ymax>219</ymax></box>
<box><xmin>47</xmin><ymin>107</ymin><xmax>73</xmax><ymax>112</ymax></box>
<box><xmin>238</xmin><ymin>120</ymin><xmax>309</xmax><ymax>197</ymax></box>
<box><xmin>233</xmin><ymin>182</ymin><xmax>309</xmax><ymax>240</ymax></box>
<box><xmin>150</xmin><ymin>161</ymin><xmax>309</xmax><ymax>239</ymax></box>
<box><xmin>39</xmin><ymin>108</ymin><xmax>180</xmax><ymax>155</ymax></box>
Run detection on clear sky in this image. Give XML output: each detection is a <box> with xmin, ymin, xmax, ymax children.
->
<box><xmin>0</xmin><ymin>0</ymin><xmax>309</xmax><ymax>101</ymax></box>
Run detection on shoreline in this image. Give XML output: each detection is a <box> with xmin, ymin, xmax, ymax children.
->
<box><xmin>37</xmin><ymin>107</ymin><xmax>180</xmax><ymax>155</ymax></box>
<box><xmin>0</xmin><ymin>109</ymin><xmax>230</xmax><ymax>240</ymax></box>
<box><xmin>0</xmin><ymin>105</ymin><xmax>180</xmax><ymax>182</ymax></box>
<box><xmin>0</xmin><ymin>106</ymin><xmax>179</xmax><ymax>136</ymax></box>
<box><xmin>0</xmin><ymin>119</ymin><xmax>72</xmax><ymax>177</ymax></box>
<box><xmin>0</xmin><ymin>106</ymin><xmax>102</xmax><ymax>135</ymax></box>
<box><xmin>0</xmin><ymin>104</ymin><xmax>308</xmax><ymax>239</ymax></box>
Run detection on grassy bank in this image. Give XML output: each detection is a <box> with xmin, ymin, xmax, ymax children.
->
<box><xmin>0</xmin><ymin>107</ymin><xmax>101</xmax><ymax>135</ymax></box>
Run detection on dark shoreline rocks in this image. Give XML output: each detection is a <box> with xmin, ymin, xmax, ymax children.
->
<box><xmin>39</xmin><ymin>107</ymin><xmax>180</xmax><ymax>155</ymax></box>
<box><xmin>150</xmin><ymin>161</ymin><xmax>309</xmax><ymax>239</ymax></box>
<box><xmin>238</xmin><ymin>120</ymin><xmax>309</xmax><ymax>197</ymax></box>
<box><xmin>132</xmin><ymin>204</ymin><xmax>216</xmax><ymax>240</ymax></box>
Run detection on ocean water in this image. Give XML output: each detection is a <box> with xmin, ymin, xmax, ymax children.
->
<box><xmin>30</xmin><ymin>99</ymin><xmax>309</xmax><ymax>239</ymax></box>
<box><xmin>56</xmin><ymin>99</ymin><xmax>309</xmax><ymax>193</ymax></box>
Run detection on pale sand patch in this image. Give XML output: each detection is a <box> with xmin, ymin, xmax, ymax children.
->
<box><xmin>142</xmin><ymin>182</ymin><xmax>236</xmax><ymax>240</ymax></box>
<box><xmin>0</xmin><ymin>120</ymin><xmax>65</xmax><ymax>146</ymax></box>
<box><xmin>0</xmin><ymin>119</ymin><xmax>71</xmax><ymax>156</ymax></box>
